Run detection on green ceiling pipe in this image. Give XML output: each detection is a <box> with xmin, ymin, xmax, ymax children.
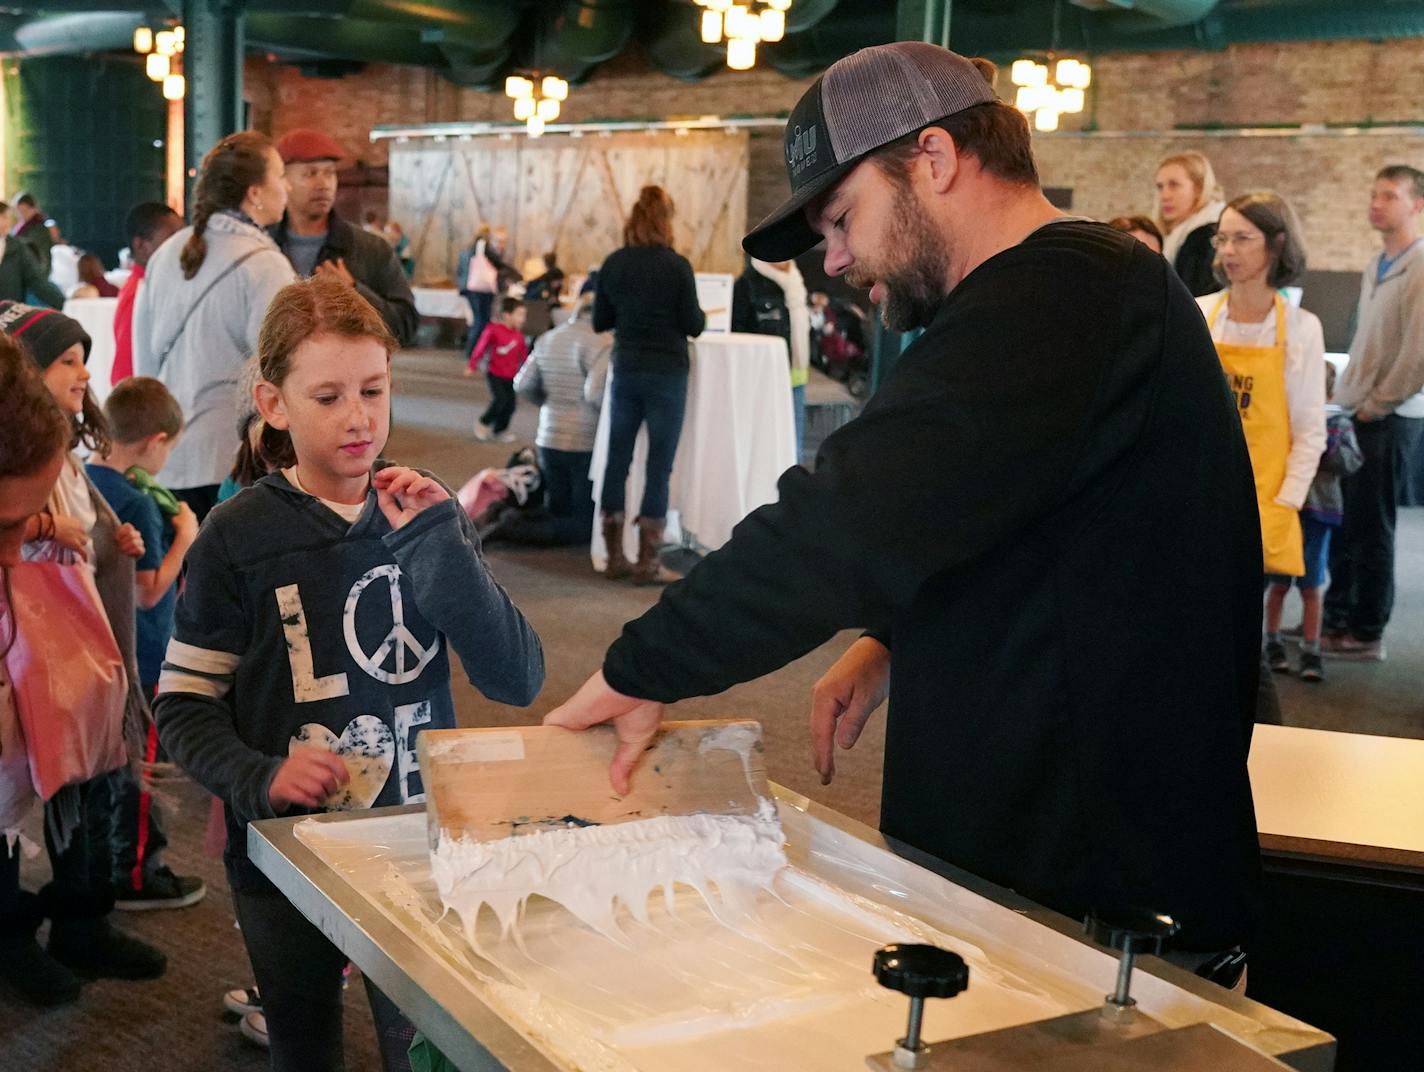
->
<box><xmin>0</xmin><ymin>12</ymin><xmax>143</xmax><ymax>57</ymax></box>
<box><xmin>1069</xmin><ymin>0</ymin><xmax>1219</xmax><ymax>32</ymax></box>
<box><xmin>640</xmin><ymin>1</ymin><xmax>724</xmax><ymax>82</ymax></box>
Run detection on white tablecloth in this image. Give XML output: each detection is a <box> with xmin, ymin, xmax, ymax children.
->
<box><xmin>413</xmin><ymin>286</ymin><xmax>473</xmax><ymax>323</ymax></box>
<box><xmin>64</xmin><ymin>297</ymin><xmax>119</xmax><ymax>405</ymax></box>
<box><xmin>590</xmin><ymin>332</ymin><xmax>798</xmax><ymax>567</ymax></box>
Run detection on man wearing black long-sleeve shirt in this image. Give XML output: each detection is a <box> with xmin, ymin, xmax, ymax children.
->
<box><xmin>549</xmin><ymin>44</ymin><xmax>1262</xmax><ymax>966</ymax></box>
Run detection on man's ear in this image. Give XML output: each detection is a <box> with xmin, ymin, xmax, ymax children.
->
<box><xmin>916</xmin><ymin>126</ymin><xmax>961</xmax><ymax>195</ymax></box>
<box><xmin>254</xmin><ymin>380</ymin><xmax>289</xmax><ymax>431</ymax></box>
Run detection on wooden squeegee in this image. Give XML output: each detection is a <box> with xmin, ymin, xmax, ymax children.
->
<box><xmin>416</xmin><ymin>720</ymin><xmax>772</xmax><ymax>849</ymax></box>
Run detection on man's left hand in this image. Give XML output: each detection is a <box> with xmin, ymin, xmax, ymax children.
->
<box><xmin>315</xmin><ymin>257</ymin><xmax>356</xmax><ymax>287</ymax></box>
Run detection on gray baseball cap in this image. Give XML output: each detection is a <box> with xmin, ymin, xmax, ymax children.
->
<box><xmin>743</xmin><ymin>42</ymin><xmax>998</xmax><ymax>262</ymax></box>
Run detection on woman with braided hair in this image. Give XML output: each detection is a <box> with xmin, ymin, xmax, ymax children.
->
<box><xmin>133</xmin><ymin>131</ymin><xmax>295</xmax><ymax>519</ymax></box>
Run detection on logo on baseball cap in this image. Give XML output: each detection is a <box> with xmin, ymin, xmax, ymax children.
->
<box><xmin>743</xmin><ymin>42</ymin><xmax>997</xmax><ymax>262</ymax></box>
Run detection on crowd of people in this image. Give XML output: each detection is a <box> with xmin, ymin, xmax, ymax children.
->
<box><xmin>2</xmin><ymin>37</ymin><xmax>1424</xmax><ymax>1072</ymax></box>
<box><xmin>1103</xmin><ymin>150</ymin><xmax>1424</xmax><ymax>675</ymax></box>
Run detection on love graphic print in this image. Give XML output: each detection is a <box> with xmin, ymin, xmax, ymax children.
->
<box><xmin>276</xmin><ymin>563</ymin><xmax>439</xmax><ymax>808</ymax></box>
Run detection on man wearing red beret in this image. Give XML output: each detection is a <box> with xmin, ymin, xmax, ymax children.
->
<box><xmin>270</xmin><ymin>128</ymin><xmax>417</xmax><ymax>345</ymax></box>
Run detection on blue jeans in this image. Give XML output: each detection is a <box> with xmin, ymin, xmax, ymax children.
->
<box><xmin>494</xmin><ymin>448</ymin><xmax>595</xmax><ymax>546</ymax></box>
<box><xmin>600</xmin><ymin>369</ymin><xmax>688</xmax><ymax>520</ymax></box>
<box><xmin>461</xmin><ymin>290</ymin><xmax>494</xmax><ymax>355</ymax></box>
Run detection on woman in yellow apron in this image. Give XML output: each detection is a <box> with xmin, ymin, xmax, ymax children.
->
<box><xmin>1197</xmin><ymin>192</ymin><xmax>1327</xmax><ymax>675</ymax></box>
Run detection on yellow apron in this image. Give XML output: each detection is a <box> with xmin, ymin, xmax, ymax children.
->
<box><xmin>1210</xmin><ymin>293</ymin><xmax>1304</xmax><ymax>576</ymax></box>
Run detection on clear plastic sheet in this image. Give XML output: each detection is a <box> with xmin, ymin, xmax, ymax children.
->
<box><xmin>291</xmin><ymin>798</ymin><xmax>1323</xmax><ymax>1072</ymax></box>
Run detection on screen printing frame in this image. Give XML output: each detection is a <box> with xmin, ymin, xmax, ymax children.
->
<box><xmin>249</xmin><ymin>785</ymin><xmax>1335</xmax><ymax>1072</ymax></box>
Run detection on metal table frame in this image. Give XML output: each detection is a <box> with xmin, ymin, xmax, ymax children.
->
<box><xmin>250</xmin><ymin>786</ymin><xmax>1334</xmax><ymax>1072</ymax></box>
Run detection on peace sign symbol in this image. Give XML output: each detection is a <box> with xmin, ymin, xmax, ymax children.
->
<box><xmin>343</xmin><ymin>564</ymin><xmax>438</xmax><ymax>684</ymax></box>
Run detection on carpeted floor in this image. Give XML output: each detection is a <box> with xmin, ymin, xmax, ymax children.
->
<box><xmin>2</xmin><ymin>347</ymin><xmax>1419</xmax><ymax>1068</ymax></box>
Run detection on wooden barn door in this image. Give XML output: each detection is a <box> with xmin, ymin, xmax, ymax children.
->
<box><xmin>389</xmin><ymin>130</ymin><xmax>750</xmax><ymax>284</ymax></box>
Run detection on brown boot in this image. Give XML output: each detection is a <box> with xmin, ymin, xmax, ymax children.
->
<box><xmin>633</xmin><ymin>517</ymin><xmax>679</xmax><ymax>586</ymax></box>
<box><xmin>602</xmin><ymin>512</ymin><xmax>632</xmax><ymax>579</ymax></box>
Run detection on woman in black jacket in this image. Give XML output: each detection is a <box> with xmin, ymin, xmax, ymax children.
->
<box><xmin>1155</xmin><ymin>151</ymin><xmax>1226</xmax><ymax>297</ymax></box>
<box><xmin>593</xmin><ymin>185</ymin><xmax>705</xmax><ymax>584</ymax></box>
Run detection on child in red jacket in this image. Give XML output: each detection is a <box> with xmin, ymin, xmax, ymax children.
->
<box><xmin>466</xmin><ymin>296</ymin><xmax>528</xmax><ymax>443</ymax></box>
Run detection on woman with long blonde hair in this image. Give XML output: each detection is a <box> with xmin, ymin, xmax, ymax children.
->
<box><xmin>1155</xmin><ymin>150</ymin><xmax>1226</xmax><ymax>296</ymax></box>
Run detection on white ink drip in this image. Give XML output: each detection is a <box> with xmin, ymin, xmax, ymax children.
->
<box><xmin>431</xmin><ymin>798</ymin><xmax>787</xmax><ymax>949</ymax></box>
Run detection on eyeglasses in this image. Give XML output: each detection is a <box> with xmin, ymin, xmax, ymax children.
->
<box><xmin>1212</xmin><ymin>232</ymin><xmax>1264</xmax><ymax>249</ymax></box>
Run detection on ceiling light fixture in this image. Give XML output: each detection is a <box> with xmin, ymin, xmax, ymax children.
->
<box><xmin>693</xmin><ymin>0</ymin><xmax>795</xmax><ymax>71</ymax></box>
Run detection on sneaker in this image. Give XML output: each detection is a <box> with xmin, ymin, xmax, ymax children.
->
<box><xmin>1298</xmin><ymin>651</ymin><xmax>1324</xmax><ymax>682</ymax></box>
<box><xmin>496</xmin><ymin>431</ymin><xmax>518</xmax><ymax>443</ymax></box>
<box><xmin>222</xmin><ymin>985</ymin><xmax>261</xmax><ymax>1019</ymax></box>
<box><xmin>1321</xmin><ymin>634</ymin><xmax>1386</xmax><ymax>661</ymax></box>
<box><xmin>1264</xmin><ymin>639</ymin><xmax>1290</xmax><ymax>673</ymax></box>
<box><xmin>240</xmin><ymin>1010</ymin><xmax>270</xmax><ymax>1049</ymax></box>
<box><xmin>115</xmin><ymin>867</ymin><xmax>206</xmax><ymax>911</ymax></box>
<box><xmin>473</xmin><ymin>422</ymin><xmax>492</xmax><ymax>442</ymax></box>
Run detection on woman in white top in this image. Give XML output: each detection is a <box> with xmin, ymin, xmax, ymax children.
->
<box><xmin>1156</xmin><ymin>151</ymin><xmax>1227</xmax><ymax>297</ymax></box>
<box><xmin>1197</xmin><ymin>191</ymin><xmax>1326</xmax><ymax>582</ymax></box>
<box><xmin>133</xmin><ymin>132</ymin><xmax>295</xmax><ymax>519</ymax></box>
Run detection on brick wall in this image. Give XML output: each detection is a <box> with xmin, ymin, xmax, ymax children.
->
<box><xmin>247</xmin><ymin>37</ymin><xmax>1424</xmax><ymax>274</ymax></box>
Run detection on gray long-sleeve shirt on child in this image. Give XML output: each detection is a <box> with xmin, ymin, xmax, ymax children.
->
<box><xmin>154</xmin><ymin>464</ymin><xmax>544</xmax><ymax>890</ymax></box>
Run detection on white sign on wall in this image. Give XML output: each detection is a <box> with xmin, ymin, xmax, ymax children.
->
<box><xmin>695</xmin><ymin>273</ymin><xmax>734</xmax><ymax>334</ymax></box>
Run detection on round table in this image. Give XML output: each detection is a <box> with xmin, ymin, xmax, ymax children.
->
<box><xmin>589</xmin><ymin>332</ymin><xmax>799</xmax><ymax>567</ymax></box>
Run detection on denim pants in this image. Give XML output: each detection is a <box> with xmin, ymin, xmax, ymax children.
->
<box><xmin>461</xmin><ymin>290</ymin><xmax>494</xmax><ymax>355</ymax></box>
<box><xmin>1324</xmin><ymin>414</ymin><xmax>1424</xmax><ymax>640</ymax></box>
<box><xmin>233</xmin><ymin>883</ymin><xmax>413</xmax><ymax>1072</ymax></box>
<box><xmin>599</xmin><ymin>370</ymin><xmax>688</xmax><ymax>520</ymax></box>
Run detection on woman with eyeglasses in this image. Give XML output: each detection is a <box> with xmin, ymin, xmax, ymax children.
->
<box><xmin>1197</xmin><ymin>192</ymin><xmax>1327</xmax><ymax>650</ymax></box>
<box><xmin>1155</xmin><ymin>151</ymin><xmax>1227</xmax><ymax>296</ymax></box>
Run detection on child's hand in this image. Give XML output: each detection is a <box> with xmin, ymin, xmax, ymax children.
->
<box><xmin>172</xmin><ymin>502</ymin><xmax>199</xmax><ymax>548</ymax></box>
<box><xmin>374</xmin><ymin>467</ymin><xmax>451</xmax><ymax>531</ymax></box>
<box><xmin>49</xmin><ymin>515</ymin><xmax>90</xmax><ymax>560</ymax></box>
<box><xmin>463</xmin><ymin>367</ymin><xmax>475</xmax><ymax>378</ymax></box>
<box><xmin>116</xmin><ymin>522</ymin><xmax>145</xmax><ymax>558</ymax></box>
<box><xmin>268</xmin><ymin>748</ymin><xmax>350</xmax><ymax>812</ymax></box>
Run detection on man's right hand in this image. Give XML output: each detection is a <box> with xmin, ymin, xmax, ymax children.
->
<box><xmin>268</xmin><ymin>748</ymin><xmax>350</xmax><ymax>812</ymax></box>
<box><xmin>544</xmin><ymin>670</ymin><xmax>665</xmax><ymax>795</ymax></box>
<box><xmin>810</xmin><ymin>636</ymin><xmax>890</xmax><ymax>786</ymax></box>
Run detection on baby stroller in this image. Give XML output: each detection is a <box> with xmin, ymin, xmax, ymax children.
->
<box><xmin>812</xmin><ymin>298</ymin><xmax>871</xmax><ymax>398</ymax></box>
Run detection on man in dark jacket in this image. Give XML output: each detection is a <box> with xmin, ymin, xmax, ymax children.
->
<box><xmin>10</xmin><ymin>192</ymin><xmax>54</xmax><ymax>278</ymax></box>
<box><xmin>270</xmin><ymin>129</ymin><xmax>417</xmax><ymax>346</ymax></box>
<box><xmin>548</xmin><ymin>44</ymin><xmax>1263</xmax><ymax>968</ymax></box>
<box><xmin>0</xmin><ymin>199</ymin><xmax>65</xmax><ymax>308</ymax></box>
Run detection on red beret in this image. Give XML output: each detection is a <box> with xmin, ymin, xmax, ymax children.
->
<box><xmin>275</xmin><ymin>128</ymin><xmax>346</xmax><ymax>165</ymax></box>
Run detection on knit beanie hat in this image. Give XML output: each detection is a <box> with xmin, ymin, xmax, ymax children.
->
<box><xmin>0</xmin><ymin>300</ymin><xmax>92</xmax><ymax>369</ymax></box>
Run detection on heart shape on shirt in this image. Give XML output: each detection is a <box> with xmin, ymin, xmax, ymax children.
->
<box><xmin>291</xmin><ymin>716</ymin><xmax>395</xmax><ymax>811</ymax></box>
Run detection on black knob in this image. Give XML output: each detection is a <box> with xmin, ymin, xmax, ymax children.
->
<box><xmin>1085</xmin><ymin>908</ymin><xmax>1181</xmax><ymax>956</ymax></box>
<box><xmin>873</xmin><ymin>944</ymin><xmax>969</xmax><ymax>999</ymax></box>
